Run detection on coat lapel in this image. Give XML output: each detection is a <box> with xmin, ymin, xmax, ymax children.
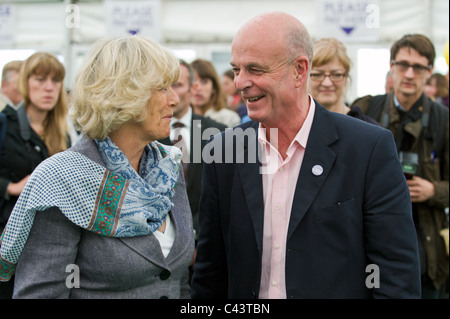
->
<box><xmin>119</xmin><ymin>232</ymin><xmax>168</xmax><ymax>269</ymax></box>
<box><xmin>119</xmin><ymin>175</ymin><xmax>193</xmax><ymax>270</ymax></box>
<box><xmin>287</xmin><ymin>104</ymin><xmax>338</xmax><ymax>239</ymax></box>
<box><xmin>119</xmin><ymin>206</ymin><xmax>193</xmax><ymax>270</ymax></box>
<box><xmin>236</xmin><ymin>122</ymin><xmax>265</xmax><ymax>252</ymax></box>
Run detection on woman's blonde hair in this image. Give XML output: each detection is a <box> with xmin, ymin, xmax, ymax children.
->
<box><xmin>18</xmin><ymin>52</ymin><xmax>69</xmax><ymax>155</ymax></box>
<box><xmin>70</xmin><ymin>36</ymin><xmax>180</xmax><ymax>140</ymax></box>
<box><xmin>312</xmin><ymin>38</ymin><xmax>352</xmax><ymax>77</ymax></box>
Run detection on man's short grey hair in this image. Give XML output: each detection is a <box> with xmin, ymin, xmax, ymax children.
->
<box><xmin>286</xmin><ymin>26</ymin><xmax>314</xmax><ymax>64</ymax></box>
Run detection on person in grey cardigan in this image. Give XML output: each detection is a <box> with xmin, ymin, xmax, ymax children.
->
<box><xmin>0</xmin><ymin>36</ymin><xmax>195</xmax><ymax>298</ymax></box>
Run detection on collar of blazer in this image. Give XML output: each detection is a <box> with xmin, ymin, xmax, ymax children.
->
<box><xmin>219</xmin><ymin>104</ymin><xmax>339</xmax><ymax>250</ymax></box>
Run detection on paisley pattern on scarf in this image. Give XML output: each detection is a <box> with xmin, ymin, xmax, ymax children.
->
<box><xmin>0</xmin><ymin>139</ymin><xmax>181</xmax><ymax>282</ymax></box>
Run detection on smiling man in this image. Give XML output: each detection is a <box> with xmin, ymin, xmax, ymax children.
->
<box><xmin>352</xmin><ymin>34</ymin><xmax>449</xmax><ymax>298</ymax></box>
<box><xmin>191</xmin><ymin>12</ymin><xmax>421</xmax><ymax>299</ymax></box>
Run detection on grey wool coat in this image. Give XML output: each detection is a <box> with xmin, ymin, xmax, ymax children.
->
<box><xmin>12</xmin><ymin>136</ymin><xmax>195</xmax><ymax>299</ymax></box>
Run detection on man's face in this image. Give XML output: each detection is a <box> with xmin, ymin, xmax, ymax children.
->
<box><xmin>171</xmin><ymin>64</ymin><xmax>192</xmax><ymax>119</ymax></box>
<box><xmin>230</xmin><ymin>28</ymin><xmax>295</xmax><ymax>127</ymax></box>
<box><xmin>390</xmin><ymin>47</ymin><xmax>432</xmax><ymax>101</ymax></box>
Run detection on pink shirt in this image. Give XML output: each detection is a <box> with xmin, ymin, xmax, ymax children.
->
<box><xmin>258</xmin><ymin>96</ymin><xmax>316</xmax><ymax>299</ymax></box>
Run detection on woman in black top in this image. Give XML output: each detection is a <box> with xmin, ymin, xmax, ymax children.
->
<box><xmin>0</xmin><ymin>52</ymin><xmax>70</xmax><ymax>298</ymax></box>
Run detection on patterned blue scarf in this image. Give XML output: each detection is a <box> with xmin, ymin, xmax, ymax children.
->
<box><xmin>0</xmin><ymin>138</ymin><xmax>181</xmax><ymax>282</ymax></box>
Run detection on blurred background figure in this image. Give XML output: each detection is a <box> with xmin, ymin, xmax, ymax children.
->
<box><xmin>158</xmin><ymin>59</ymin><xmax>226</xmax><ymax>283</ymax></box>
<box><xmin>425</xmin><ymin>73</ymin><xmax>449</xmax><ymax>108</ymax></box>
<box><xmin>222</xmin><ymin>69</ymin><xmax>247</xmax><ymax>119</ymax></box>
<box><xmin>444</xmin><ymin>40</ymin><xmax>449</xmax><ymax>84</ymax></box>
<box><xmin>351</xmin><ymin>34</ymin><xmax>449</xmax><ymax>298</ymax></box>
<box><xmin>191</xmin><ymin>59</ymin><xmax>241</xmax><ymax>128</ymax></box>
<box><xmin>0</xmin><ymin>60</ymin><xmax>23</xmax><ymax>111</ymax></box>
<box><xmin>385</xmin><ymin>71</ymin><xmax>395</xmax><ymax>93</ymax></box>
<box><xmin>159</xmin><ymin>59</ymin><xmax>225</xmax><ymax>239</ymax></box>
<box><xmin>0</xmin><ymin>52</ymin><xmax>70</xmax><ymax>298</ymax></box>
<box><xmin>309</xmin><ymin>38</ymin><xmax>378</xmax><ymax>124</ymax></box>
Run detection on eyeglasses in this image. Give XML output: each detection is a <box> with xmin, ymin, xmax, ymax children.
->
<box><xmin>391</xmin><ymin>60</ymin><xmax>431</xmax><ymax>74</ymax></box>
<box><xmin>310</xmin><ymin>71</ymin><xmax>347</xmax><ymax>82</ymax></box>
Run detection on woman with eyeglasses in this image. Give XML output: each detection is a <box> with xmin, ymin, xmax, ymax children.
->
<box><xmin>309</xmin><ymin>38</ymin><xmax>378</xmax><ymax>124</ymax></box>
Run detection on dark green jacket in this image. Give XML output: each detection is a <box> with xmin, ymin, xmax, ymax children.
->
<box><xmin>352</xmin><ymin>93</ymin><xmax>449</xmax><ymax>289</ymax></box>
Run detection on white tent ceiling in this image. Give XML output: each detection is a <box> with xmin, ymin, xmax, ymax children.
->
<box><xmin>1</xmin><ymin>0</ymin><xmax>449</xmax><ymax>46</ymax></box>
<box><xmin>1</xmin><ymin>0</ymin><xmax>449</xmax><ymax>100</ymax></box>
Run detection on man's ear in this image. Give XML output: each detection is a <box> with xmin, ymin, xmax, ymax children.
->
<box><xmin>293</xmin><ymin>56</ymin><xmax>309</xmax><ymax>88</ymax></box>
<box><xmin>425</xmin><ymin>66</ymin><xmax>434</xmax><ymax>81</ymax></box>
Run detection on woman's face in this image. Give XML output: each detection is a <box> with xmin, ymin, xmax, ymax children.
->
<box><xmin>309</xmin><ymin>57</ymin><xmax>348</xmax><ymax>109</ymax></box>
<box><xmin>27</xmin><ymin>73</ymin><xmax>62</xmax><ymax>111</ymax></box>
<box><xmin>141</xmin><ymin>86</ymin><xmax>179</xmax><ymax>142</ymax></box>
<box><xmin>222</xmin><ymin>74</ymin><xmax>237</xmax><ymax>97</ymax></box>
<box><xmin>191</xmin><ymin>71</ymin><xmax>214</xmax><ymax>107</ymax></box>
<box><xmin>424</xmin><ymin>78</ymin><xmax>437</xmax><ymax>98</ymax></box>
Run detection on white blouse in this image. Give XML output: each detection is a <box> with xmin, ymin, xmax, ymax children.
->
<box><xmin>153</xmin><ymin>214</ymin><xmax>176</xmax><ymax>258</ymax></box>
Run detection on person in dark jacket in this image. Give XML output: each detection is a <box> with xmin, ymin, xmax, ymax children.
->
<box><xmin>0</xmin><ymin>52</ymin><xmax>70</xmax><ymax>230</ymax></box>
<box><xmin>0</xmin><ymin>52</ymin><xmax>70</xmax><ymax>298</ymax></box>
<box><xmin>351</xmin><ymin>34</ymin><xmax>449</xmax><ymax>298</ymax></box>
<box><xmin>158</xmin><ymin>60</ymin><xmax>226</xmax><ymax>283</ymax></box>
<box><xmin>159</xmin><ymin>60</ymin><xmax>226</xmax><ymax>240</ymax></box>
<box><xmin>191</xmin><ymin>12</ymin><xmax>421</xmax><ymax>299</ymax></box>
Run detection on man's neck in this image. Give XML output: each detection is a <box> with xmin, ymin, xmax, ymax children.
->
<box><xmin>174</xmin><ymin>105</ymin><xmax>190</xmax><ymax>120</ymax></box>
<box><xmin>263</xmin><ymin>95</ymin><xmax>311</xmax><ymax>160</ymax></box>
<box><xmin>173</xmin><ymin>106</ymin><xmax>192</xmax><ymax>127</ymax></box>
<box><xmin>394</xmin><ymin>91</ymin><xmax>423</xmax><ymax>112</ymax></box>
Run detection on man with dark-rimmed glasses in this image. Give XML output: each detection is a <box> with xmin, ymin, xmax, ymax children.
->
<box><xmin>352</xmin><ymin>34</ymin><xmax>449</xmax><ymax>299</ymax></box>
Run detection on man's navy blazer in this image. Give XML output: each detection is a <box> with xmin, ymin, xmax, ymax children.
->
<box><xmin>191</xmin><ymin>102</ymin><xmax>421</xmax><ymax>299</ymax></box>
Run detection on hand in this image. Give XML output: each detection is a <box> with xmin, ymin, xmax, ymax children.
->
<box><xmin>406</xmin><ymin>176</ymin><xmax>435</xmax><ymax>203</ymax></box>
<box><xmin>190</xmin><ymin>248</ymin><xmax>197</xmax><ymax>267</ymax></box>
<box><xmin>6</xmin><ymin>175</ymin><xmax>30</xmax><ymax>197</ymax></box>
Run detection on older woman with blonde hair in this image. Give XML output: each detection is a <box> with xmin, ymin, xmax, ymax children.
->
<box><xmin>0</xmin><ymin>36</ymin><xmax>194</xmax><ymax>299</ymax></box>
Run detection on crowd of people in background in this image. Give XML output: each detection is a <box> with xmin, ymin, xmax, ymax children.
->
<box><xmin>0</xmin><ymin>11</ymin><xmax>448</xmax><ymax>300</ymax></box>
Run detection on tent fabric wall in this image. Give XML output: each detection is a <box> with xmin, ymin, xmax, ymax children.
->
<box><xmin>1</xmin><ymin>0</ymin><xmax>449</xmax><ymax>100</ymax></box>
<box><xmin>3</xmin><ymin>0</ymin><xmax>448</xmax><ymax>47</ymax></box>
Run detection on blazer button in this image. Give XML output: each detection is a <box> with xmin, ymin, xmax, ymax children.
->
<box><xmin>159</xmin><ymin>269</ymin><xmax>171</xmax><ymax>280</ymax></box>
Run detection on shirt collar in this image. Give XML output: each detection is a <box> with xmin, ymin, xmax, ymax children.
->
<box><xmin>393</xmin><ymin>94</ymin><xmax>406</xmax><ymax>112</ymax></box>
<box><xmin>171</xmin><ymin>107</ymin><xmax>192</xmax><ymax>129</ymax></box>
<box><xmin>258</xmin><ymin>95</ymin><xmax>316</xmax><ymax>152</ymax></box>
